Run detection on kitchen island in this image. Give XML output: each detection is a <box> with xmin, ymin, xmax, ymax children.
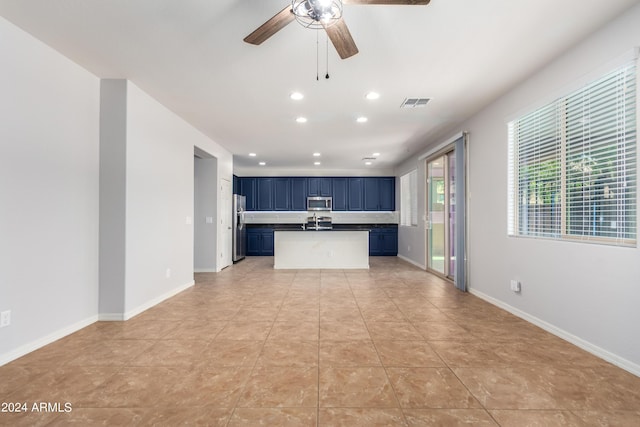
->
<box><xmin>273</xmin><ymin>230</ymin><xmax>369</xmax><ymax>269</ymax></box>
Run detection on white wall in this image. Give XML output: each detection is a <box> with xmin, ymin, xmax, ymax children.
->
<box><xmin>123</xmin><ymin>82</ymin><xmax>232</xmax><ymax>316</ymax></box>
<box><xmin>399</xmin><ymin>4</ymin><xmax>640</xmax><ymax>374</ymax></box>
<box><xmin>0</xmin><ymin>17</ymin><xmax>100</xmax><ymax>363</ymax></box>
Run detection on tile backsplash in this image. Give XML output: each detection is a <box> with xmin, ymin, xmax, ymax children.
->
<box><xmin>243</xmin><ymin>211</ymin><xmax>399</xmax><ymax>224</ymax></box>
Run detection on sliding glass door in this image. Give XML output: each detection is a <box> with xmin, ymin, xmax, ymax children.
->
<box><xmin>427</xmin><ymin>156</ymin><xmax>446</xmax><ymax>275</ymax></box>
<box><xmin>427</xmin><ymin>146</ymin><xmax>463</xmax><ymax>284</ymax></box>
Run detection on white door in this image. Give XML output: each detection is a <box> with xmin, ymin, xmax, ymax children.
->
<box><xmin>220</xmin><ymin>179</ymin><xmax>232</xmax><ymax>269</ymax></box>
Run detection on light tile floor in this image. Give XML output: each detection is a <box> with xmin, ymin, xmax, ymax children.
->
<box><xmin>2</xmin><ymin>257</ymin><xmax>640</xmax><ymax>426</ymax></box>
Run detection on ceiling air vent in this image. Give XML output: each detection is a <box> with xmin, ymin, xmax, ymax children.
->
<box><xmin>400</xmin><ymin>98</ymin><xmax>431</xmax><ymax>109</ymax></box>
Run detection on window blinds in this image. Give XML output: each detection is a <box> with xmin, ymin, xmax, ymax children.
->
<box><xmin>401</xmin><ymin>170</ymin><xmax>418</xmax><ymax>226</ymax></box>
<box><xmin>508</xmin><ymin>60</ymin><xmax>637</xmax><ymax>245</ymax></box>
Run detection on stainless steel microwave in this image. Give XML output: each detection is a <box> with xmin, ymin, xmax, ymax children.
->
<box><xmin>307</xmin><ymin>196</ymin><xmax>332</xmax><ymax>211</ymax></box>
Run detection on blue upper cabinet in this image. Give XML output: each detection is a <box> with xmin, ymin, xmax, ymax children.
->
<box><xmin>348</xmin><ymin>178</ymin><xmax>364</xmax><ymax>211</ymax></box>
<box><xmin>378</xmin><ymin>177</ymin><xmax>395</xmax><ymax>211</ymax></box>
<box><xmin>257</xmin><ymin>178</ymin><xmax>273</xmax><ymax>210</ymax></box>
<box><xmin>308</xmin><ymin>177</ymin><xmax>332</xmax><ymax>197</ymax></box>
<box><xmin>238</xmin><ymin>176</ymin><xmax>394</xmax><ymax>211</ymax></box>
<box><xmin>274</xmin><ymin>178</ymin><xmax>290</xmax><ymax>211</ymax></box>
<box><xmin>332</xmin><ymin>178</ymin><xmax>348</xmax><ymax>211</ymax></box>
<box><xmin>363</xmin><ymin>178</ymin><xmax>379</xmax><ymax>210</ymax></box>
<box><xmin>290</xmin><ymin>178</ymin><xmax>307</xmax><ymax>211</ymax></box>
<box><xmin>364</xmin><ymin>177</ymin><xmax>395</xmax><ymax>211</ymax></box>
<box><xmin>240</xmin><ymin>177</ymin><xmax>257</xmax><ymax>211</ymax></box>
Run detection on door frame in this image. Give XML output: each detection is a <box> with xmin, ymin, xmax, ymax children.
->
<box><xmin>423</xmin><ymin>134</ymin><xmax>468</xmax><ymax>291</ymax></box>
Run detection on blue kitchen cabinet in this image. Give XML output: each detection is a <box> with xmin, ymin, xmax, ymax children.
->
<box><xmin>378</xmin><ymin>177</ymin><xmax>395</xmax><ymax>211</ymax></box>
<box><xmin>332</xmin><ymin>178</ymin><xmax>348</xmax><ymax>211</ymax></box>
<box><xmin>290</xmin><ymin>178</ymin><xmax>307</xmax><ymax>211</ymax></box>
<box><xmin>274</xmin><ymin>178</ymin><xmax>290</xmax><ymax>211</ymax></box>
<box><xmin>348</xmin><ymin>178</ymin><xmax>364</xmax><ymax>210</ymax></box>
<box><xmin>233</xmin><ymin>175</ymin><xmax>239</xmax><ymax>195</ymax></box>
<box><xmin>240</xmin><ymin>177</ymin><xmax>257</xmax><ymax>211</ymax></box>
<box><xmin>257</xmin><ymin>178</ymin><xmax>274</xmax><ymax>211</ymax></box>
<box><xmin>364</xmin><ymin>177</ymin><xmax>395</xmax><ymax>211</ymax></box>
<box><xmin>308</xmin><ymin>177</ymin><xmax>332</xmax><ymax>197</ymax></box>
<box><xmin>368</xmin><ymin>227</ymin><xmax>398</xmax><ymax>256</ymax></box>
<box><xmin>246</xmin><ymin>228</ymin><xmax>274</xmax><ymax>255</ymax></box>
<box><xmin>381</xmin><ymin>228</ymin><xmax>398</xmax><ymax>255</ymax></box>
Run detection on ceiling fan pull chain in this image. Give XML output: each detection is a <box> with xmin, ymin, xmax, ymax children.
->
<box><xmin>325</xmin><ymin>33</ymin><xmax>330</xmax><ymax>80</ymax></box>
<box><xmin>316</xmin><ymin>29</ymin><xmax>319</xmax><ymax>81</ymax></box>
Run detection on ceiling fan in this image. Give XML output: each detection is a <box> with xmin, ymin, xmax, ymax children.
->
<box><xmin>244</xmin><ymin>0</ymin><xmax>431</xmax><ymax>60</ymax></box>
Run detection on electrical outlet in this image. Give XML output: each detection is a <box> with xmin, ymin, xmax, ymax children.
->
<box><xmin>0</xmin><ymin>310</ymin><xmax>11</xmax><ymax>328</ymax></box>
<box><xmin>510</xmin><ymin>280</ymin><xmax>521</xmax><ymax>293</ymax></box>
<box><xmin>166</xmin><ymin>268</ymin><xmax>171</xmax><ymax>279</ymax></box>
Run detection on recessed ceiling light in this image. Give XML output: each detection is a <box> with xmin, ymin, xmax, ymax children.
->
<box><xmin>290</xmin><ymin>92</ymin><xmax>304</xmax><ymax>100</ymax></box>
<box><xmin>314</xmin><ymin>162</ymin><xmax>321</xmax><ymax>166</ymax></box>
<box><xmin>313</xmin><ymin>152</ymin><xmax>321</xmax><ymax>157</ymax></box>
<box><xmin>356</xmin><ymin>117</ymin><xmax>368</xmax><ymax>123</ymax></box>
<box><xmin>296</xmin><ymin>117</ymin><xmax>308</xmax><ymax>123</ymax></box>
<box><xmin>259</xmin><ymin>161</ymin><xmax>266</xmax><ymax>166</ymax></box>
<box><xmin>365</xmin><ymin>91</ymin><xmax>380</xmax><ymax>100</ymax></box>
<box><xmin>372</xmin><ymin>152</ymin><xmax>380</xmax><ymax>157</ymax></box>
<box><xmin>249</xmin><ymin>153</ymin><xmax>257</xmax><ymax>157</ymax></box>
<box><xmin>365</xmin><ymin>161</ymin><xmax>372</xmax><ymax>166</ymax></box>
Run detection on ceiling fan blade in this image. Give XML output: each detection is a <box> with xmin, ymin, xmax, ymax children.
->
<box><xmin>343</xmin><ymin>0</ymin><xmax>431</xmax><ymax>4</ymax></box>
<box><xmin>323</xmin><ymin>18</ymin><xmax>359</xmax><ymax>60</ymax></box>
<box><xmin>244</xmin><ymin>6</ymin><xmax>295</xmax><ymax>45</ymax></box>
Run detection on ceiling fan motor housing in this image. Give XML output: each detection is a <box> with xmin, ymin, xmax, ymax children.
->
<box><xmin>292</xmin><ymin>0</ymin><xmax>344</xmax><ymax>29</ymax></box>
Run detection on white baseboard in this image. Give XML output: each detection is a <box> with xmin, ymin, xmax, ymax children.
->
<box><xmin>0</xmin><ymin>314</ymin><xmax>99</xmax><ymax>367</ymax></box>
<box><xmin>98</xmin><ymin>313</ymin><xmax>126</xmax><ymax>321</ymax></box>
<box><xmin>469</xmin><ymin>288</ymin><xmax>640</xmax><ymax>378</ymax></box>
<box><xmin>194</xmin><ymin>268</ymin><xmax>217</xmax><ymax>273</ymax></box>
<box><xmin>122</xmin><ymin>280</ymin><xmax>195</xmax><ymax>320</ymax></box>
<box><xmin>397</xmin><ymin>254</ymin><xmax>427</xmax><ymax>270</ymax></box>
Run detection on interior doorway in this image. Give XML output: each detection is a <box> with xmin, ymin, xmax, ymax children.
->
<box><xmin>194</xmin><ymin>147</ymin><xmax>218</xmax><ymax>272</ymax></box>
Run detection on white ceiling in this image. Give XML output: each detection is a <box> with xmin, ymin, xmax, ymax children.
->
<box><xmin>1</xmin><ymin>0</ymin><xmax>639</xmax><ymax>173</ymax></box>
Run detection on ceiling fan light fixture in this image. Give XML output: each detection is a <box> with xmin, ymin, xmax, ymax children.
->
<box><xmin>292</xmin><ymin>0</ymin><xmax>343</xmax><ymax>29</ymax></box>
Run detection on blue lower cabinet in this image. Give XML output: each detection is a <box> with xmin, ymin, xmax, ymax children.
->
<box><xmin>368</xmin><ymin>228</ymin><xmax>398</xmax><ymax>256</ymax></box>
<box><xmin>246</xmin><ymin>228</ymin><xmax>274</xmax><ymax>256</ymax></box>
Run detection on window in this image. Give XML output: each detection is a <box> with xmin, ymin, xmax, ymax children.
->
<box><xmin>508</xmin><ymin>61</ymin><xmax>637</xmax><ymax>246</ymax></box>
<box><xmin>401</xmin><ymin>169</ymin><xmax>418</xmax><ymax>226</ymax></box>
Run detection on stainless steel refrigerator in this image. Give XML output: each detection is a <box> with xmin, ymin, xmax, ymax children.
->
<box><xmin>232</xmin><ymin>194</ymin><xmax>246</xmax><ymax>262</ymax></box>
